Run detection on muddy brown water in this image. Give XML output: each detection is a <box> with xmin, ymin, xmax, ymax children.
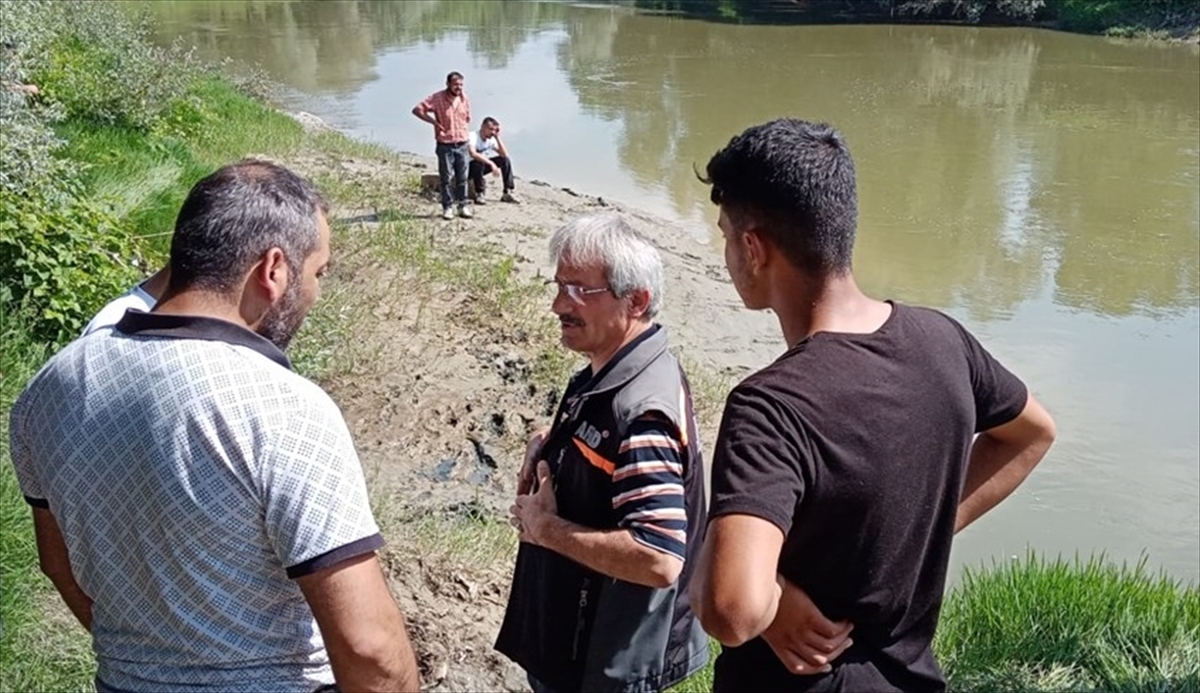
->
<box><xmin>147</xmin><ymin>0</ymin><xmax>1199</xmax><ymax>583</ymax></box>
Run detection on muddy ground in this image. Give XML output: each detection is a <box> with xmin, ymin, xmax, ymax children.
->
<box><xmin>282</xmin><ymin>144</ymin><xmax>785</xmax><ymax>691</ymax></box>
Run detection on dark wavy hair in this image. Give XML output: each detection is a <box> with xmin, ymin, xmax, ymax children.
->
<box><xmin>702</xmin><ymin>118</ymin><xmax>858</xmax><ymax>275</ymax></box>
<box><xmin>167</xmin><ymin>159</ymin><xmax>328</xmax><ymax>295</ymax></box>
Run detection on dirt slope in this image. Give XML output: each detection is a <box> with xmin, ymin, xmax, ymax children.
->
<box><xmin>282</xmin><ymin>147</ymin><xmax>781</xmax><ymax>691</ymax></box>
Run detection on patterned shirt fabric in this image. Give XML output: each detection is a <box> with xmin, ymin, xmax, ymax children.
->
<box><xmin>613</xmin><ymin>417</ymin><xmax>688</xmax><ymax>560</ymax></box>
<box><xmin>417</xmin><ymin>89</ymin><xmax>471</xmax><ymax>143</ymax></box>
<box><xmin>9</xmin><ymin>312</ymin><xmax>383</xmax><ymax>693</ymax></box>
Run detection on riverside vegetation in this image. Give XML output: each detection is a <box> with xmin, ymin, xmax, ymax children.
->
<box><xmin>1</xmin><ymin>2</ymin><xmax>1197</xmax><ymax>691</ymax></box>
<box><xmin>635</xmin><ymin>0</ymin><xmax>1200</xmax><ymax>41</ymax></box>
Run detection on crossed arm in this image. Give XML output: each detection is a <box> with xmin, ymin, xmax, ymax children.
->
<box><xmin>511</xmin><ymin>418</ymin><xmax>687</xmax><ymax>589</ymax></box>
<box><xmin>691</xmin><ymin>393</ymin><xmax>1056</xmax><ymax>674</ymax></box>
<box><xmin>689</xmin><ymin>514</ymin><xmax>853</xmax><ymax>674</ymax></box>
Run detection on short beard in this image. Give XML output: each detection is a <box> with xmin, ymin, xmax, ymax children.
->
<box><xmin>258</xmin><ymin>271</ymin><xmax>307</xmax><ymax>351</ymax></box>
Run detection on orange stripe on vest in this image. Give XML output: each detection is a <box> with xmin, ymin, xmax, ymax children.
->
<box><xmin>573</xmin><ymin>437</ymin><xmax>616</xmax><ymax>475</ymax></box>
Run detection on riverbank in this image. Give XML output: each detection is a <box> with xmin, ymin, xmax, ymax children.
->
<box><xmin>1</xmin><ymin>3</ymin><xmax>1197</xmax><ymax>691</ymax></box>
<box><xmin>656</xmin><ymin>0</ymin><xmax>1200</xmax><ymax>43</ymax></box>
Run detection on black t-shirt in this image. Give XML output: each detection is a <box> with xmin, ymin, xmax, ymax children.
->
<box><xmin>709</xmin><ymin>303</ymin><xmax>1027</xmax><ymax>693</ymax></box>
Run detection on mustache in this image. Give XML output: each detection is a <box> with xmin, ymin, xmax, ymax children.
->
<box><xmin>559</xmin><ymin>315</ymin><xmax>585</xmax><ymax>327</ymax></box>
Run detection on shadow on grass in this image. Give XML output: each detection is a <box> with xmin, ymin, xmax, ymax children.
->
<box><xmin>338</xmin><ymin>209</ymin><xmax>410</xmax><ymax>225</ymax></box>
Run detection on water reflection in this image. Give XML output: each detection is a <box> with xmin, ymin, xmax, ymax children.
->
<box><xmin>142</xmin><ymin>1</ymin><xmax>1200</xmax><ymax>581</ymax></box>
<box><xmin>146</xmin><ymin>1</ymin><xmax>1200</xmax><ymax>320</ymax></box>
<box><xmin>153</xmin><ymin>0</ymin><xmax>570</xmax><ymax>91</ymax></box>
<box><xmin>556</xmin><ymin>17</ymin><xmax>1199</xmax><ymax>320</ymax></box>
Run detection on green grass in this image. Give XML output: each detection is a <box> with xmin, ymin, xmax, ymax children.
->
<box><xmin>0</xmin><ymin>309</ymin><xmax>96</xmax><ymax>692</ymax></box>
<box><xmin>936</xmin><ymin>552</ymin><xmax>1200</xmax><ymax>692</ymax></box>
<box><xmin>55</xmin><ymin>78</ymin><xmax>306</xmax><ymax>258</ymax></box>
<box><xmin>379</xmin><ymin>500</ymin><xmax>519</xmax><ymax>573</ymax></box>
<box><xmin>666</xmin><ymin>553</ymin><xmax>1199</xmax><ymax>693</ymax></box>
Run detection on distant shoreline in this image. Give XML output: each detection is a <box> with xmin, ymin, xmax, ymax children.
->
<box><xmin>638</xmin><ymin>2</ymin><xmax>1200</xmax><ymax>44</ymax></box>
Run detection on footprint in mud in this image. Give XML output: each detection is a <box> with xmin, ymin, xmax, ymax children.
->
<box><xmin>468</xmin><ymin>439</ymin><xmax>498</xmax><ymax>485</ymax></box>
<box><xmin>429</xmin><ymin>441</ymin><xmax>499</xmax><ymax>485</ymax></box>
<box><xmin>431</xmin><ymin>457</ymin><xmax>457</xmax><ymax>481</ymax></box>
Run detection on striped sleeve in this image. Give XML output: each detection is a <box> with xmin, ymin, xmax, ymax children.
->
<box><xmin>613</xmin><ymin>415</ymin><xmax>687</xmax><ymax>561</ymax></box>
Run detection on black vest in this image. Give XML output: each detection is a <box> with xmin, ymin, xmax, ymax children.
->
<box><xmin>496</xmin><ymin>326</ymin><xmax>709</xmax><ymax>692</ymax></box>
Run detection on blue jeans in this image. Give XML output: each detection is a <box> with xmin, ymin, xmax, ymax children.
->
<box><xmin>435</xmin><ymin>141</ymin><xmax>469</xmax><ymax>209</ymax></box>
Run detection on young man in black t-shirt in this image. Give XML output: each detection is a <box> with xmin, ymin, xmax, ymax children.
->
<box><xmin>688</xmin><ymin>119</ymin><xmax>1057</xmax><ymax>692</ymax></box>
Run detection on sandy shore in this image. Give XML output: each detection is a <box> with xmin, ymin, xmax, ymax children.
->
<box><xmin>282</xmin><ymin>137</ymin><xmax>786</xmax><ymax>690</ymax></box>
<box><xmin>399</xmin><ymin>149</ymin><xmax>786</xmax><ymax>374</ymax></box>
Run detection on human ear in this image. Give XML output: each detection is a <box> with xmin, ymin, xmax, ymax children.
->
<box><xmin>743</xmin><ymin>230</ymin><xmax>768</xmax><ymax>274</ymax></box>
<box><xmin>255</xmin><ymin>247</ymin><xmax>289</xmax><ymax>303</ymax></box>
<box><xmin>627</xmin><ymin>288</ymin><xmax>652</xmax><ymax>319</ymax></box>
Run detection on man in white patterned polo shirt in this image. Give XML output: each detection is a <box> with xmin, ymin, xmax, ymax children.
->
<box><xmin>9</xmin><ymin>160</ymin><xmax>420</xmax><ymax>693</ymax></box>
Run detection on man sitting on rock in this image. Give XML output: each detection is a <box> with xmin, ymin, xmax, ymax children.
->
<box><xmin>468</xmin><ymin>116</ymin><xmax>518</xmax><ymax>204</ymax></box>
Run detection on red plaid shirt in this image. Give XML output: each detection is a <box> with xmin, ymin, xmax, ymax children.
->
<box><xmin>416</xmin><ymin>89</ymin><xmax>471</xmax><ymax>144</ymax></box>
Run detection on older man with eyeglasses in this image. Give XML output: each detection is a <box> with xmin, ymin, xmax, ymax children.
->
<box><xmin>495</xmin><ymin>214</ymin><xmax>710</xmax><ymax>693</ymax></box>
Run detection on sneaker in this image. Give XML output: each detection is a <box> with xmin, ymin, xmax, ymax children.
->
<box><xmin>458</xmin><ymin>203</ymin><xmax>474</xmax><ymax>219</ymax></box>
<box><xmin>441</xmin><ymin>206</ymin><xmax>454</xmax><ymax>220</ymax></box>
<box><xmin>501</xmin><ymin>191</ymin><xmax>519</xmax><ymax>204</ymax></box>
<box><xmin>473</xmin><ymin>195</ymin><xmax>487</xmax><ymax>206</ymax></box>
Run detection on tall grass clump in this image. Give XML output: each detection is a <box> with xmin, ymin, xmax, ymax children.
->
<box><xmin>0</xmin><ymin>0</ymin><xmax>211</xmax><ymax>345</ymax></box>
<box><xmin>936</xmin><ymin>551</ymin><xmax>1200</xmax><ymax>692</ymax></box>
<box><xmin>667</xmin><ymin>553</ymin><xmax>1198</xmax><ymax>693</ymax></box>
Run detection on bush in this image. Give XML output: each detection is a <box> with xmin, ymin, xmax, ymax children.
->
<box><xmin>1048</xmin><ymin>0</ymin><xmax>1200</xmax><ymax>33</ymax></box>
<box><xmin>10</xmin><ymin>1</ymin><xmax>205</xmax><ymax>131</ymax></box>
<box><xmin>896</xmin><ymin>0</ymin><xmax>1047</xmax><ymax>23</ymax></box>
<box><xmin>0</xmin><ymin>184</ymin><xmax>141</xmax><ymax>344</ymax></box>
<box><xmin>0</xmin><ymin>0</ymin><xmax>207</xmax><ymax>346</ymax></box>
<box><xmin>0</xmin><ymin>2</ymin><xmax>70</xmax><ymax>198</ymax></box>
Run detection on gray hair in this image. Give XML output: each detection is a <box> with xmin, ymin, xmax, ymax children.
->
<box><xmin>548</xmin><ymin>214</ymin><xmax>664</xmax><ymax>319</ymax></box>
<box><xmin>167</xmin><ymin>159</ymin><xmax>328</xmax><ymax>295</ymax></box>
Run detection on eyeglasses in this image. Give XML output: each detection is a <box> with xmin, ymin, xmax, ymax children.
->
<box><xmin>545</xmin><ymin>279</ymin><xmax>611</xmax><ymax>304</ymax></box>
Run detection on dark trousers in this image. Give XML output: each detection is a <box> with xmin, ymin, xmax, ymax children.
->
<box><xmin>527</xmin><ymin>673</ymin><xmax>561</xmax><ymax>693</ymax></box>
<box><xmin>436</xmin><ymin>141</ymin><xmax>469</xmax><ymax>209</ymax></box>
<box><xmin>469</xmin><ymin>155</ymin><xmax>515</xmax><ymax>196</ymax></box>
<box><xmin>95</xmin><ymin>678</ymin><xmax>131</xmax><ymax>693</ymax></box>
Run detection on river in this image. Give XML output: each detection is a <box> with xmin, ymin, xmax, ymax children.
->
<box><xmin>145</xmin><ymin>0</ymin><xmax>1200</xmax><ymax>583</ymax></box>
